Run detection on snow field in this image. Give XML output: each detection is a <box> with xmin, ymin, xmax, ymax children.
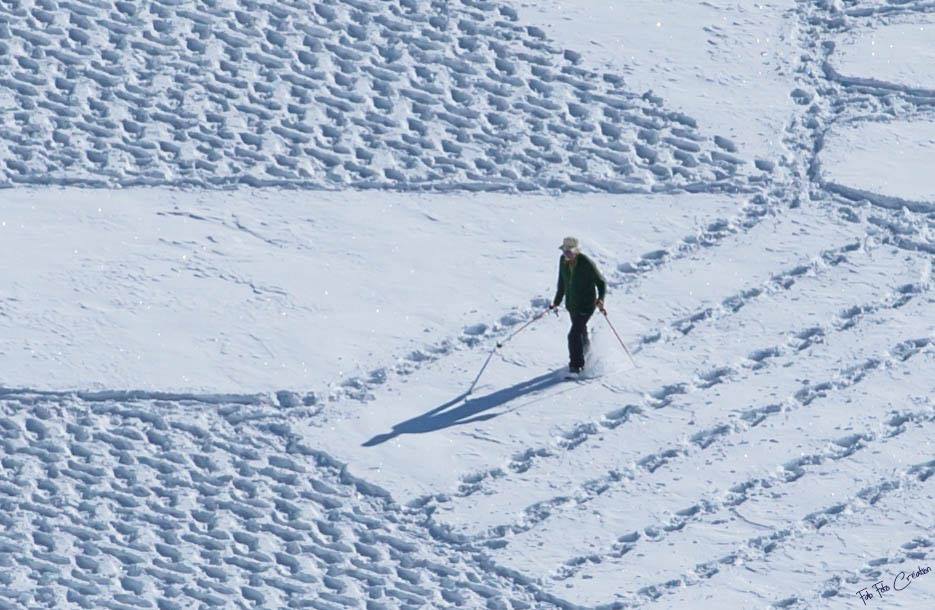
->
<box><xmin>536</xmin><ymin>350</ymin><xmax>933</xmax><ymax>605</ymax></box>
<box><xmin>0</xmin><ymin>0</ymin><xmax>933</xmax><ymax>607</ymax></box>
<box><xmin>645</xmin><ymin>469</ymin><xmax>934</xmax><ymax>610</ymax></box>
<box><xmin>831</xmin><ymin>19</ymin><xmax>935</xmax><ymax>93</ymax></box>
<box><xmin>515</xmin><ymin>0</ymin><xmax>799</xmax><ymax>163</ymax></box>
<box><xmin>820</xmin><ymin>120</ymin><xmax>935</xmax><ymax>211</ymax></box>
<box><xmin>296</xmin><ymin>191</ymin><xmax>933</xmax><ymax>606</ymax></box>
<box><xmin>0</xmin><ymin>188</ymin><xmax>739</xmax><ymax>394</ymax></box>
<box><xmin>305</xmin><ymin>203</ymin><xmax>903</xmax><ymax>504</ymax></box>
<box><xmin>812</xmin><ymin>6</ymin><xmax>935</xmax><ymax>220</ymax></box>
<box><xmin>463</xmin><ymin>273</ymin><xmax>933</xmax><ymax>601</ymax></box>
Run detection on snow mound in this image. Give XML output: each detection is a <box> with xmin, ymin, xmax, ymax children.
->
<box><xmin>0</xmin><ymin>0</ymin><xmax>742</xmax><ymax>192</ymax></box>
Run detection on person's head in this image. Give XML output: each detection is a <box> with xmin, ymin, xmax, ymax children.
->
<box><xmin>559</xmin><ymin>236</ymin><xmax>579</xmax><ymax>260</ymax></box>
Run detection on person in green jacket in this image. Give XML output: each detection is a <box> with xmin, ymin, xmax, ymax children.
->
<box><xmin>550</xmin><ymin>236</ymin><xmax>607</xmax><ymax>374</ymax></box>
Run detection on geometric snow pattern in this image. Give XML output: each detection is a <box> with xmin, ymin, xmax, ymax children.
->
<box><xmin>0</xmin><ymin>0</ymin><xmax>747</xmax><ymax>192</ymax></box>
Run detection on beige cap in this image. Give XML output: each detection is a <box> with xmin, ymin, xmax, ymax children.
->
<box><xmin>559</xmin><ymin>236</ymin><xmax>580</xmax><ymax>251</ymax></box>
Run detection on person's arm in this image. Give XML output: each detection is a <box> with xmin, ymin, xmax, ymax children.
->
<box><xmin>552</xmin><ymin>259</ymin><xmax>565</xmax><ymax>307</ymax></box>
<box><xmin>591</xmin><ymin>256</ymin><xmax>607</xmax><ymax>312</ymax></box>
<box><xmin>594</xmin><ymin>260</ymin><xmax>606</xmax><ymax>301</ymax></box>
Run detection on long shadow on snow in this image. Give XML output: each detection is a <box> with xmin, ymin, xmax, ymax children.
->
<box><xmin>362</xmin><ymin>370</ymin><xmax>564</xmax><ymax>447</ymax></box>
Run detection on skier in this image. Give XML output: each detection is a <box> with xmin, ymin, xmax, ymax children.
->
<box><xmin>550</xmin><ymin>236</ymin><xmax>607</xmax><ymax>376</ymax></box>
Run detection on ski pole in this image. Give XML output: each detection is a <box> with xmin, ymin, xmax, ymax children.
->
<box><xmin>467</xmin><ymin>348</ymin><xmax>497</xmax><ymax>396</ymax></box>
<box><xmin>467</xmin><ymin>306</ymin><xmax>552</xmax><ymax>395</ymax></box>
<box><xmin>496</xmin><ymin>306</ymin><xmax>552</xmax><ymax>348</ymax></box>
<box><xmin>601</xmin><ymin>310</ymin><xmax>638</xmax><ymax>368</ymax></box>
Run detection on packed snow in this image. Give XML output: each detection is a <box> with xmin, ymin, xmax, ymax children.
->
<box><xmin>1</xmin><ymin>0</ymin><xmax>933</xmax><ymax>609</ymax></box>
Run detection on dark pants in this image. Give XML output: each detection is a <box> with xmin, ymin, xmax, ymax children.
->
<box><xmin>567</xmin><ymin>311</ymin><xmax>593</xmax><ymax>369</ymax></box>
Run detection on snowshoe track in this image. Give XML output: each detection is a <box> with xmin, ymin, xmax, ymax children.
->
<box><xmin>438</xmin><ymin>287</ymin><xmax>932</xmax><ymax>543</ymax></box>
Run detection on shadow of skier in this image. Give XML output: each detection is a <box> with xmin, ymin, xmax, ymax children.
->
<box><xmin>362</xmin><ymin>369</ymin><xmax>564</xmax><ymax>447</ymax></box>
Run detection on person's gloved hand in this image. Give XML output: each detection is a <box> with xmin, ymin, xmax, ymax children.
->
<box><xmin>596</xmin><ymin>299</ymin><xmax>606</xmax><ymax>314</ymax></box>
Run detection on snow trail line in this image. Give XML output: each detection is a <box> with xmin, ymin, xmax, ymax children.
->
<box><xmin>617</xmin><ymin>456</ymin><xmax>935</xmax><ymax>609</ymax></box>
<box><xmin>434</xmin><ymin>300</ymin><xmax>932</xmax><ymax>545</ymax></box>
<box><xmin>433</xmin><ymin>241</ymin><xmax>930</xmax><ymax>512</ymax></box>
<box><xmin>548</xmin><ymin>427</ymin><xmax>934</xmax><ymax>606</ymax></box>
<box><xmin>303</xmin><ymin>188</ymin><xmax>777</xmax><ymax>408</ymax></box>
<box><xmin>310</xmin><ymin>202</ymin><xmax>865</xmax><ymax>416</ymax></box>
<box><xmin>782</xmin><ymin>534</ymin><xmax>934</xmax><ymax>608</ymax></box>
<box><xmin>575</xmin><ymin>2</ymin><xmax>935</xmax><ymax>605</ymax></box>
<box><xmin>0</xmin><ymin>387</ymin><xmax>267</xmax><ymax>407</ymax></box>
<box><xmin>436</xmin><ymin>282</ymin><xmax>929</xmax><ymax>531</ymax></box>
<box><xmin>541</xmin><ymin>354</ymin><xmax>934</xmax><ymax>586</ymax></box>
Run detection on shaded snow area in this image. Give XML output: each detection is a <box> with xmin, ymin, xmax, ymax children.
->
<box><xmin>1</xmin><ymin>0</ymin><xmax>935</xmax><ymax>609</ymax></box>
<box><xmin>0</xmin><ymin>0</ymin><xmax>752</xmax><ymax>193</ymax></box>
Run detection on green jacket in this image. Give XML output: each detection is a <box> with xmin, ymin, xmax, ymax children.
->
<box><xmin>553</xmin><ymin>253</ymin><xmax>607</xmax><ymax>314</ymax></box>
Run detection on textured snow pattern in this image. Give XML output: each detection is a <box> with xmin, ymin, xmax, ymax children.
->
<box><xmin>0</xmin><ymin>392</ymin><xmax>548</xmax><ymax>609</ymax></box>
<box><xmin>0</xmin><ymin>0</ymin><xmax>743</xmax><ymax>192</ymax></box>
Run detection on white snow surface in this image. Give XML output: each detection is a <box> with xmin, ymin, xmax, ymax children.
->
<box><xmin>515</xmin><ymin>0</ymin><xmax>799</xmax><ymax>163</ymax></box>
<box><xmin>821</xmin><ymin>120</ymin><xmax>935</xmax><ymax>211</ymax></box>
<box><xmin>832</xmin><ymin>20</ymin><xmax>935</xmax><ymax>92</ymax></box>
<box><xmin>0</xmin><ymin>187</ymin><xmax>738</xmax><ymax>394</ymax></box>
<box><xmin>1</xmin><ymin>0</ymin><xmax>935</xmax><ymax>609</ymax></box>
